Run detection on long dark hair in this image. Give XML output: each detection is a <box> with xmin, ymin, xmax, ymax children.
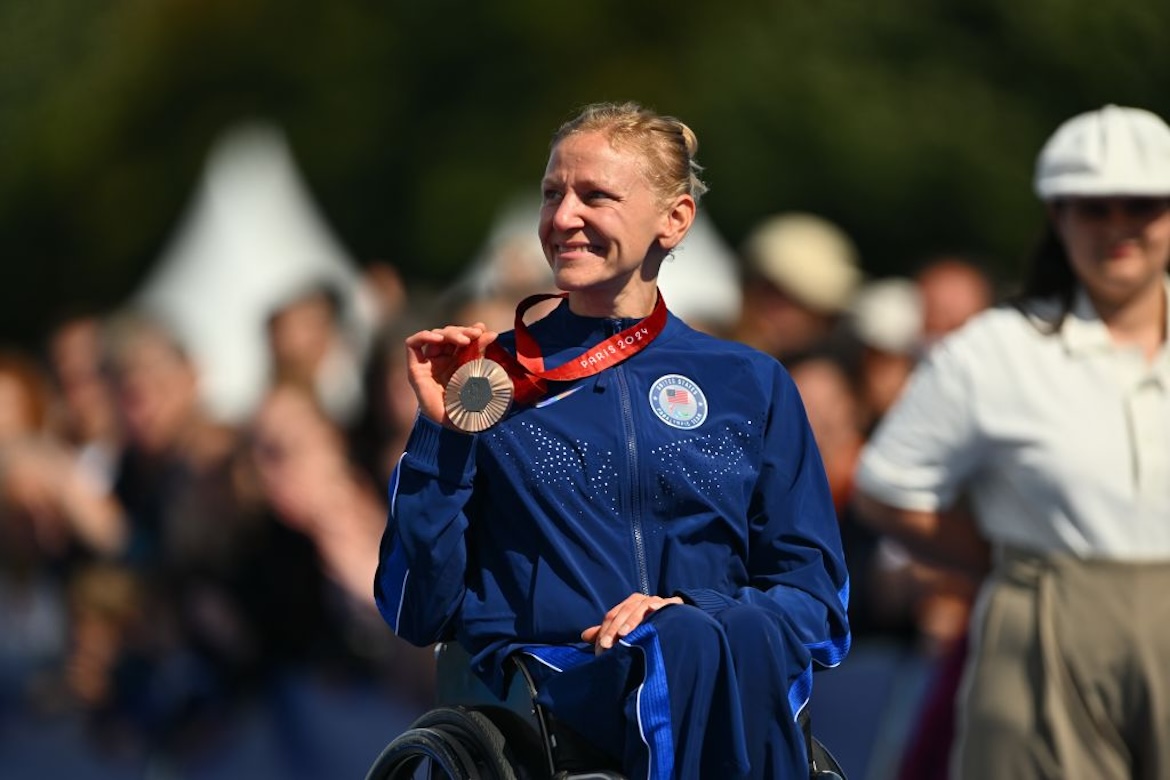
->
<box><xmin>1007</xmin><ymin>216</ymin><xmax>1077</xmax><ymax>333</ymax></box>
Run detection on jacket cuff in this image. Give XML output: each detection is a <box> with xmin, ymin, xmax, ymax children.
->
<box><xmin>404</xmin><ymin>415</ymin><xmax>477</xmax><ymax>485</ymax></box>
<box><xmin>676</xmin><ymin>588</ymin><xmax>737</xmax><ymax>615</ymax></box>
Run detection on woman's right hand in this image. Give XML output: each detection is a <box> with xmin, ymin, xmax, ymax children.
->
<box><xmin>582</xmin><ymin>592</ymin><xmax>683</xmax><ymax>654</ymax></box>
<box><xmin>405</xmin><ymin>322</ymin><xmax>498</xmax><ymax>427</ymax></box>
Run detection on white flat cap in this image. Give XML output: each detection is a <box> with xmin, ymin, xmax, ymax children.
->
<box><xmin>1034</xmin><ymin>104</ymin><xmax>1170</xmax><ymax>200</ymax></box>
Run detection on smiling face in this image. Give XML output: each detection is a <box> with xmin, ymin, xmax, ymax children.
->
<box><xmin>539</xmin><ymin>131</ymin><xmax>694</xmax><ymax>318</ymax></box>
<box><xmin>1051</xmin><ymin>196</ymin><xmax>1170</xmax><ymax>310</ymax></box>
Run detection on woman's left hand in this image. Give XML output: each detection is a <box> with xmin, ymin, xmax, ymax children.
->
<box><xmin>581</xmin><ymin>593</ymin><xmax>684</xmax><ymax>654</ymax></box>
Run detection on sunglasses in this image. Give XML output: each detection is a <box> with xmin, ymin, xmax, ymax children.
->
<box><xmin>1061</xmin><ymin>197</ymin><xmax>1170</xmax><ymax>221</ymax></box>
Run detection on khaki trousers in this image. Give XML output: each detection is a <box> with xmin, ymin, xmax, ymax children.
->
<box><xmin>952</xmin><ymin>549</ymin><xmax>1170</xmax><ymax>780</ymax></box>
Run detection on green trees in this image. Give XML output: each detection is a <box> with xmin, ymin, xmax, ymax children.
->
<box><xmin>2</xmin><ymin>0</ymin><xmax>1167</xmax><ymax>343</ymax></box>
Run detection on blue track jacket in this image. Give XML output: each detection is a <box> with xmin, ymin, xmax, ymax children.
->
<box><xmin>376</xmin><ymin>302</ymin><xmax>850</xmax><ymax>704</ymax></box>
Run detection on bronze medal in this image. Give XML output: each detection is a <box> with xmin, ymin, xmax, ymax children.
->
<box><xmin>440</xmin><ymin>291</ymin><xmax>668</xmax><ymax>430</ymax></box>
<box><xmin>444</xmin><ymin>357</ymin><xmax>514</xmax><ymax>432</ymax></box>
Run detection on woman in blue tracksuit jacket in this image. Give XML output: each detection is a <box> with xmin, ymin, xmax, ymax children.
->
<box><xmin>375</xmin><ymin>101</ymin><xmax>851</xmax><ymax>780</ymax></box>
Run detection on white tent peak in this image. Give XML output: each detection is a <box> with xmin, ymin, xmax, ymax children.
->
<box><xmin>134</xmin><ymin>119</ymin><xmax>372</xmax><ymax>423</ymax></box>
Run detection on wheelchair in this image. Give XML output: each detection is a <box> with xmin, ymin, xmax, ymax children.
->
<box><xmin>365</xmin><ymin>642</ymin><xmax>846</xmax><ymax>779</ymax></box>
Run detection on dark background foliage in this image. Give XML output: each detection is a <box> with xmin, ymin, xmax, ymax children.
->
<box><xmin>2</xmin><ymin>0</ymin><xmax>1167</xmax><ymax>345</ymax></box>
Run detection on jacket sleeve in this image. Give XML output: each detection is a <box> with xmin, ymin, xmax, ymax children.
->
<box><xmin>374</xmin><ymin>416</ymin><xmax>477</xmax><ymax>647</ymax></box>
<box><xmin>678</xmin><ymin>364</ymin><xmax>851</xmax><ymax>672</ymax></box>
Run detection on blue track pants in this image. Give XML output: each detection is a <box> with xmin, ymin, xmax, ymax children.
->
<box><xmin>527</xmin><ymin>602</ymin><xmax>811</xmax><ymax>780</ymax></box>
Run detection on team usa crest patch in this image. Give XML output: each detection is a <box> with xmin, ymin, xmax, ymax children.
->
<box><xmin>649</xmin><ymin>374</ymin><xmax>707</xmax><ymax>429</ymax></box>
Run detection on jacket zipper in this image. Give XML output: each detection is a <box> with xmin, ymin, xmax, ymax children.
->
<box><xmin>612</xmin><ymin>321</ymin><xmax>651</xmax><ymax>596</ymax></box>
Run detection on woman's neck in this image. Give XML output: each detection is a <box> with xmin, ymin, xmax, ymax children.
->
<box><xmin>567</xmin><ymin>285</ymin><xmax>658</xmax><ymax>320</ymax></box>
<box><xmin>1092</xmin><ymin>280</ymin><xmax>1167</xmax><ymax>361</ymax></box>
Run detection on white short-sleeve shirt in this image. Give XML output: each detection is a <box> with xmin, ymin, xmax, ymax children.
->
<box><xmin>855</xmin><ymin>279</ymin><xmax>1170</xmax><ymax>560</ymax></box>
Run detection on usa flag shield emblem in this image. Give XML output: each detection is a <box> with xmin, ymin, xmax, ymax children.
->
<box><xmin>649</xmin><ymin>374</ymin><xmax>707</xmax><ymax>429</ymax></box>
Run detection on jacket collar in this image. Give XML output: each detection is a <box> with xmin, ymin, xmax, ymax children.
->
<box><xmin>529</xmin><ymin>298</ymin><xmax>665</xmax><ymax>348</ymax></box>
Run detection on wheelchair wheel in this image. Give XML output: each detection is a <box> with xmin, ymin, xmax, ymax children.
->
<box><xmin>364</xmin><ymin>725</ymin><xmax>477</xmax><ymax>779</ymax></box>
<box><xmin>412</xmin><ymin>707</ymin><xmax>522</xmax><ymax>780</ymax></box>
<box><xmin>809</xmin><ymin>735</ymin><xmax>847</xmax><ymax>779</ymax></box>
<box><xmin>367</xmin><ymin>706</ymin><xmax>539</xmax><ymax>780</ymax></box>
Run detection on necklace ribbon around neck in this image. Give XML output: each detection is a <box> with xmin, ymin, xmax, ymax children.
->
<box><xmin>444</xmin><ymin>291</ymin><xmax>668</xmax><ymax>431</ymax></box>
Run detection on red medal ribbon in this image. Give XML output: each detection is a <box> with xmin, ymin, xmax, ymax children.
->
<box><xmin>458</xmin><ymin>291</ymin><xmax>669</xmax><ymax>407</ymax></box>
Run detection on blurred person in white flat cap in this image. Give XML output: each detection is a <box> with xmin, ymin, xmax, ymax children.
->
<box><xmin>731</xmin><ymin>212</ymin><xmax>863</xmax><ymax>364</ymax></box>
<box><xmin>848</xmin><ymin>277</ymin><xmax>923</xmax><ymax>435</ymax></box>
<box><xmin>854</xmin><ymin>104</ymin><xmax>1170</xmax><ymax>779</ymax></box>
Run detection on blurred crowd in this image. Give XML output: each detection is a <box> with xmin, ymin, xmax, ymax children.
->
<box><xmin>0</xmin><ymin>205</ymin><xmax>997</xmax><ymax>778</ymax></box>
